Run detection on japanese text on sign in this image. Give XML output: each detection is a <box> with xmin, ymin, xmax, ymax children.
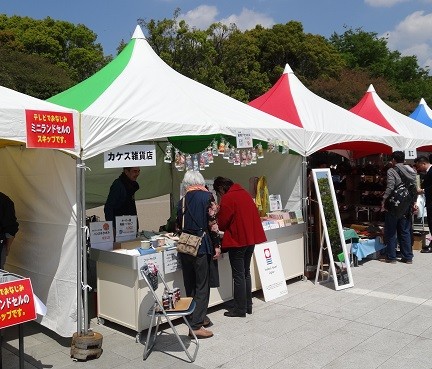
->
<box><xmin>235</xmin><ymin>129</ymin><xmax>253</xmax><ymax>148</ymax></box>
<box><xmin>104</xmin><ymin>144</ymin><xmax>157</xmax><ymax>168</ymax></box>
<box><xmin>26</xmin><ymin>110</ymin><xmax>75</xmax><ymax>149</ymax></box>
<box><xmin>0</xmin><ymin>278</ymin><xmax>37</xmax><ymax>329</ymax></box>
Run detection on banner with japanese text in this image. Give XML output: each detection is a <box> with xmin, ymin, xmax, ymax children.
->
<box><xmin>0</xmin><ymin>278</ymin><xmax>37</xmax><ymax>329</ymax></box>
<box><xmin>25</xmin><ymin>109</ymin><xmax>75</xmax><ymax>149</ymax></box>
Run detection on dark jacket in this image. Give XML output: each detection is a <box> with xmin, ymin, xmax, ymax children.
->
<box><xmin>422</xmin><ymin>167</ymin><xmax>432</xmax><ymax>207</ymax></box>
<box><xmin>0</xmin><ymin>192</ymin><xmax>19</xmax><ymax>239</ymax></box>
<box><xmin>217</xmin><ymin>183</ymin><xmax>266</xmax><ymax>249</ymax></box>
<box><xmin>177</xmin><ymin>190</ymin><xmax>213</xmax><ymax>255</ymax></box>
<box><xmin>104</xmin><ymin>172</ymin><xmax>139</xmax><ymax>223</ymax></box>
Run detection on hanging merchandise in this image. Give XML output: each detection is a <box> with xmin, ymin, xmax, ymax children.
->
<box><xmin>281</xmin><ymin>140</ymin><xmax>289</xmax><ymax>154</ymax></box>
<box><xmin>207</xmin><ymin>146</ymin><xmax>214</xmax><ymax>163</ymax></box>
<box><xmin>241</xmin><ymin>150</ymin><xmax>248</xmax><ymax>167</ymax></box>
<box><xmin>212</xmin><ymin>139</ymin><xmax>219</xmax><ymax>157</ymax></box>
<box><xmin>246</xmin><ymin>149</ymin><xmax>252</xmax><ymax>165</ymax></box>
<box><xmin>185</xmin><ymin>154</ymin><xmax>193</xmax><ymax>171</ymax></box>
<box><xmin>193</xmin><ymin>154</ymin><xmax>199</xmax><ymax>171</ymax></box>
<box><xmin>199</xmin><ymin>153</ymin><xmax>206</xmax><ymax>171</ymax></box>
<box><xmin>218</xmin><ymin>137</ymin><xmax>226</xmax><ymax>154</ymax></box>
<box><xmin>234</xmin><ymin>149</ymin><xmax>241</xmax><ymax>166</ymax></box>
<box><xmin>164</xmin><ymin>143</ymin><xmax>173</xmax><ymax>163</ymax></box>
<box><xmin>256</xmin><ymin>142</ymin><xmax>264</xmax><ymax>159</ymax></box>
<box><xmin>255</xmin><ymin>176</ymin><xmax>270</xmax><ymax>217</ymax></box>
<box><xmin>251</xmin><ymin>147</ymin><xmax>257</xmax><ymax>164</ymax></box>
<box><xmin>223</xmin><ymin>142</ymin><xmax>231</xmax><ymax>159</ymax></box>
<box><xmin>228</xmin><ymin>146</ymin><xmax>235</xmax><ymax>163</ymax></box>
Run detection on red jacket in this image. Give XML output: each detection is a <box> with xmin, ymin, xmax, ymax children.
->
<box><xmin>217</xmin><ymin>184</ymin><xmax>266</xmax><ymax>249</ymax></box>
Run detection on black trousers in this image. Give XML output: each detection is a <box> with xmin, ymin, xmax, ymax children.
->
<box><xmin>228</xmin><ymin>245</ymin><xmax>255</xmax><ymax>314</ymax></box>
<box><xmin>179</xmin><ymin>253</ymin><xmax>210</xmax><ymax>330</ymax></box>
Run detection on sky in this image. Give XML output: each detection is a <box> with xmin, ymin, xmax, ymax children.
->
<box><xmin>2</xmin><ymin>0</ymin><xmax>432</xmax><ymax>70</ymax></box>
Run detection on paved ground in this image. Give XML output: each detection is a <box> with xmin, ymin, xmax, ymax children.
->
<box><xmin>3</xmin><ymin>250</ymin><xmax>432</xmax><ymax>369</ymax></box>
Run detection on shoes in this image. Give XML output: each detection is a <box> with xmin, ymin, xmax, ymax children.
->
<box><xmin>420</xmin><ymin>247</ymin><xmax>432</xmax><ymax>253</ymax></box>
<box><xmin>189</xmin><ymin>326</ymin><xmax>213</xmax><ymax>339</ymax></box>
<box><xmin>247</xmin><ymin>307</ymin><xmax>252</xmax><ymax>315</ymax></box>
<box><xmin>224</xmin><ymin>310</ymin><xmax>246</xmax><ymax>318</ymax></box>
<box><xmin>400</xmin><ymin>258</ymin><xmax>413</xmax><ymax>264</ymax></box>
<box><xmin>379</xmin><ymin>258</ymin><xmax>396</xmax><ymax>264</ymax></box>
<box><xmin>203</xmin><ymin>317</ymin><xmax>212</xmax><ymax>327</ymax></box>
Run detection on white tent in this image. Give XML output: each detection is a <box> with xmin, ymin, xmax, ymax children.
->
<box><xmin>0</xmin><ymin>86</ymin><xmax>80</xmax><ymax>337</ymax></box>
<box><xmin>49</xmin><ymin>26</ymin><xmax>306</xmax><ymax>160</ymax></box>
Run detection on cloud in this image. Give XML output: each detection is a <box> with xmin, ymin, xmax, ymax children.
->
<box><xmin>365</xmin><ymin>0</ymin><xmax>410</xmax><ymax>7</ymax></box>
<box><xmin>384</xmin><ymin>10</ymin><xmax>432</xmax><ymax>69</ymax></box>
<box><xmin>179</xmin><ymin>5</ymin><xmax>274</xmax><ymax>30</ymax></box>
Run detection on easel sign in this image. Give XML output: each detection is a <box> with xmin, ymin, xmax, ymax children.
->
<box><xmin>312</xmin><ymin>168</ymin><xmax>354</xmax><ymax>291</ymax></box>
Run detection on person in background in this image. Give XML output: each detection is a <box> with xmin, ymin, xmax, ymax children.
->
<box><xmin>213</xmin><ymin>176</ymin><xmax>266</xmax><ymax>317</ymax></box>
<box><xmin>381</xmin><ymin>151</ymin><xmax>417</xmax><ymax>264</ymax></box>
<box><xmin>176</xmin><ymin>171</ymin><xmax>221</xmax><ymax>339</ymax></box>
<box><xmin>0</xmin><ymin>192</ymin><xmax>19</xmax><ymax>270</ymax></box>
<box><xmin>414</xmin><ymin>156</ymin><xmax>432</xmax><ymax>253</ymax></box>
<box><xmin>104</xmin><ymin>167</ymin><xmax>140</xmax><ymax>234</ymax></box>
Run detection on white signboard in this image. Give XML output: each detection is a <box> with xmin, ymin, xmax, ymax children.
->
<box><xmin>269</xmin><ymin>194</ymin><xmax>283</xmax><ymax>211</ymax></box>
<box><xmin>235</xmin><ymin>129</ymin><xmax>253</xmax><ymax>148</ymax></box>
<box><xmin>89</xmin><ymin>221</ymin><xmax>114</xmax><ymax>250</ymax></box>
<box><xmin>254</xmin><ymin>241</ymin><xmax>288</xmax><ymax>301</ymax></box>
<box><xmin>137</xmin><ymin>252</ymin><xmax>164</xmax><ymax>280</ymax></box>
<box><xmin>104</xmin><ymin>144</ymin><xmax>156</xmax><ymax>168</ymax></box>
<box><xmin>164</xmin><ymin>249</ymin><xmax>181</xmax><ymax>274</ymax></box>
<box><xmin>115</xmin><ymin>215</ymin><xmax>137</xmax><ymax>242</ymax></box>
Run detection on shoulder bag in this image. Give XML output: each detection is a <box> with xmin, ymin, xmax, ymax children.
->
<box><xmin>176</xmin><ymin>197</ymin><xmax>205</xmax><ymax>257</ymax></box>
<box><xmin>384</xmin><ymin>167</ymin><xmax>415</xmax><ymax>217</ymax></box>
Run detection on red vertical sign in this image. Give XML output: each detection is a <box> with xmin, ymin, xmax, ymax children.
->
<box><xmin>0</xmin><ymin>278</ymin><xmax>37</xmax><ymax>329</ymax></box>
<box><xmin>25</xmin><ymin>109</ymin><xmax>75</xmax><ymax>149</ymax></box>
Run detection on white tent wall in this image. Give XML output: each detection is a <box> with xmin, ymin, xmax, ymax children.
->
<box><xmin>0</xmin><ymin>146</ymin><xmax>77</xmax><ymax>337</ymax></box>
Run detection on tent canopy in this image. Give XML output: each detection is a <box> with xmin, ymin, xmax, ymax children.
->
<box><xmin>49</xmin><ymin>26</ymin><xmax>305</xmax><ymax>159</ymax></box>
<box><xmin>248</xmin><ymin>64</ymin><xmax>399</xmax><ymax>157</ymax></box>
<box><xmin>350</xmin><ymin>85</ymin><xmax>432</xmax><ymax>151</ymax></box>
<box><xmin>410</xmin><ymin>98</ymin><xmax>432</xmax><ymax>129</ymax></box>
<box><xmin>0</xmin><ymin>86</ymin><xmax>80</xmax><ymax>157</ymax></box>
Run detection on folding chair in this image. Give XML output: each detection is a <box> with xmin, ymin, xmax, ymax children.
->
<box><xmin>139</xmin><ymin>263</ymin><xmax>199</xmax><ymax>362</ymax></box>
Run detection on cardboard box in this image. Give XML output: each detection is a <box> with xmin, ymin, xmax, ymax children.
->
<box><xmin>413</xmin><ymin>233</ymin><xmax>426</xmax><ymax>251</ymax></box>
<box><xmin>113</xmin><ymin>238</ymin><xmax>141</xmax><ymax>250</ymax></box>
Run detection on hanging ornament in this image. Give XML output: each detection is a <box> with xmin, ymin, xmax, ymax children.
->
<box><xmin>223</xmin><ymin>142</ymin><xmax>230</xmax><ymax>159</ymax></box>
<box><xmin>207</xmin><ymin>146</ymin><xmax>214</xmax><ymax>163</ymax></box>
<box><xmin>267</xmin><ymin>139</ymin><xmax>276</xmax><ymax>153</ymax></box>
<box><xmin>233</xmin><ymin>149</ymin><xmax>241</xmax><ymax>166</ymax></box>
<box><xmin>218</xmin><ymin>137</ymin><xmax>226</xmax><ymax>154</ymax></box>
<box><xmin>212</xmin><ymin>139</ymin><xmax>219</xmax><ymax>157</ymax></box>
<box><xmin>185</xmin><ymin>154</ymin><xmax>193</xmax><ymax>171</ymax></box>
<box><xmin>193</xmin><ymin>154</ymin><xmax>199</xmax><ymax>171</ymax></box>
<box><xmin>281</xmin><ymin>141</ymin><xmax>289</xmax><ymax>154</ymax></box>
<box><xmin>164</xmin><ymin>143</ymin><xmax>173</xmax><ymax>163</ymax></box>
<box><xmin>256</xmin><ymin>143</ymin><xmax>264</xmax><ymax>159</ymax></box>
<box><xmin>251</xmin><ymin>147</ymin><xmax>257</xmax><ymax>164</ymax></box>
<box><xmin>176</xmin><ymin>151</ymin><xmax>185</xmax><ymax>171</ymax></box>
<box><xmin>246</xmin><ymin>149</ymin><xmax>252</xmax><ymax>165</ymax></box>
<box><xmin>199</xmin><ymin>152</ymin><xmax>206</xmax><ymax>170</ymax></box>
<box><xmin>241</xmin><ymin>150</ymin><xmax>248</xmax><ymax>167</ymax></box>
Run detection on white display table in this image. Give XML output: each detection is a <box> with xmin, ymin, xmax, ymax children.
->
<box><xmin>90</xmin><ymin>224</ymin><xmax>305</xmax><ymax>337</ymax></box>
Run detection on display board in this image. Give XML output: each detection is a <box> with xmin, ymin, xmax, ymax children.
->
<box><xmin>312</xmin><ymin>168</ymin><xmax>354</xmax><ymax>291</ymax></box>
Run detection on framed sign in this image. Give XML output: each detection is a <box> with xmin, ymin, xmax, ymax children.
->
<box><xmin>312</xmin><ymin>168</ymin><xmax>354</xmax><ymax>291</ymax></box>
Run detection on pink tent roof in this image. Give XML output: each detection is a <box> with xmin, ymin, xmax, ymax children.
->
<box><xmin>249</xmin><ymin>64</ymin><xmax>399</xmax><ymax>157</ymax></box>
<box><xmin>350</xmin><ymin>85</ymin><xmax>432</xmax><ymax>151</ymax></box>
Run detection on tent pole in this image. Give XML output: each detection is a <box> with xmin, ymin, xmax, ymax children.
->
<box><xmin>76</xmin><ymin>158</ymin><xmax>83</xmax><ymax>335</ymax></box>
<box><xmin>302</xmin><ymin>156</ymin><xmax>309</xmax><ymax>269</ymax></box>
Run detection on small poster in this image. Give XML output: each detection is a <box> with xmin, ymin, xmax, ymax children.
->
<box><xmin>89</xmin><ymin>221</ymin><xmax>114</xmax><ymax>250</ymax></box>
<box><xmin>235</xmin><ymin>129</ymin><xmax>253</xmax><ymax>148</ymax></box>
<box><xmin>137</xmin><ymin>252</ymin><xmax>163</xmax><ymax>280</ymax></box>
<box><xmin>115</xmin><ymin>215</ymin><xmax>137</xmax><ymax>242</ymax></box>
<box><xmin>104</xmin><ymin>144</ymin><xmax>156</xmax><ymax>168</ymax></box>
<box><xmin>164</xmin><ymin>249</ymin><xmax>181</xmax><ymax>274</ymax></box>
<box><xmin>294</xmin><ymin>210</ymin><xmax>304</xmax><ymax>224</ymax></box>
<box><xmin>269</xmin><ymin>194</ymin><xmax>282</xmax><ymax>211</ymax></box>
<box><xmin>254</xmin><ymin>241</ymin><xmax>288</xmax><ymax>301</ymax></box>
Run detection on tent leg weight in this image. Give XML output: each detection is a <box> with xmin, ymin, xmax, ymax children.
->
<box><xmin>70</xmin><ymin>332</ymin><xmax>103</xmax><ymax>361</ymax></box>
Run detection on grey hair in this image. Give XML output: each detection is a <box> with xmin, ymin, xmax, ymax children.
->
<box><xmin>183</xmin><ymin>170</ymin><xmax>205</xmax><ymax>187</ymax></box>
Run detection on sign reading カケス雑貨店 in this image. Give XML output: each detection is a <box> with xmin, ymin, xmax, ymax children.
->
<box><xmin>104</xmin><ymin>144</ymin><xmax>156</xmax><ymax>168</ymax></box>
<box><xmin>0</xmin><ymin>278</ymin><xmax>37</xmax><ymax>329</ymax></box>
<box><xmin>254</xmin><ymin>241</ymin><xmax>288</xmax><ymax>301</ymax></box>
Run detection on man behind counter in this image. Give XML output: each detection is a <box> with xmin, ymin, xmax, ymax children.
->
<box><xmin>104</xmin><ymin>167</ymin><xmax>140</xmax><ymax>233</ymax></box>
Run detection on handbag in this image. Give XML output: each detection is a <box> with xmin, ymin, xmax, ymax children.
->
<box><xmin>176</xmin><ymin>197</ymin><xmax>205</xmax><ymax>257</ymax></box>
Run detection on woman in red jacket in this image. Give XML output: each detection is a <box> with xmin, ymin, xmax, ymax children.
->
<box><xmin>213</xmin><ymin>177</ymin><xmax>266</xmax><ymax>317</ymax></box>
